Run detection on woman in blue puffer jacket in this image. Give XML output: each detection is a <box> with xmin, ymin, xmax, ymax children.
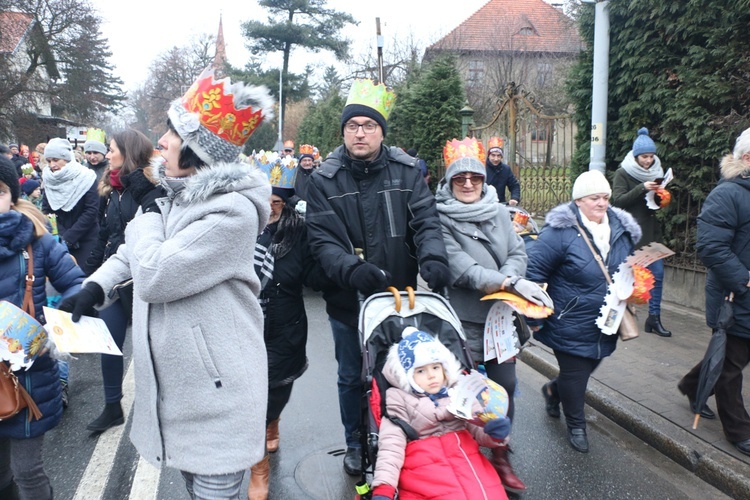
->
<box><xmin>526</xmin><ymin>170</ymin><xmax>640</xmax><ymax>454</ymax></box>
<box><xmin>0</xmin><ymin>157</ymin><xmax>85</xmax><ymax>499</ymax></box>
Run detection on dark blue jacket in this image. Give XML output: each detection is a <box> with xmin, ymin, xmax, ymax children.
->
<box><xmin>696</xmin><ymin>155</ymin><xmax>750</xmax><ymax>339</ymax></box>
<box><xmin>526</xmin><ymin>203</ymin><xmax>641</xmax><ymax>359</ymax></box>
<box><xmin>0</xmin><ymin>211</ymin><xmax>85</xmax><ymax>438</ymax></box>
<box><xmin>485</xmin><ymin>160</ymin><xmax>521</xmax><ymax>204</ymax></box>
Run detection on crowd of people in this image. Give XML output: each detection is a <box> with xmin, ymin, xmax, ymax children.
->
<box><xmin>1</xmin><ymin>70</ymin><xmax>749</xmax><ymax>500</ymax></box>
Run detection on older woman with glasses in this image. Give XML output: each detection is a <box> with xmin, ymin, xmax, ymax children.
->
<box><xmin>435</xmin><ymin>139</ymin><xmax>552</xmax><ymax>495</ymax></box>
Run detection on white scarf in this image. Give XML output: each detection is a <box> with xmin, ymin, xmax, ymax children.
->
<box><xmin>620</xmin><ymin>151</ymin><xmax>664</xmax><ymax>183</ymax></box>
<box><xmin>42</xmin><ymin>160</ymin><xmax>97</xmax><ymax>211</ymax></box>
<box><xmin>580</xmin><ymin>210</ymin><xmax>611</xmax><ymax>262</ymax></box>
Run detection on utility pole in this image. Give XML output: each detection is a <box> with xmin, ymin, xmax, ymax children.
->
<box><xmin>376</xmin><ymin>18</ymin><xmax>385</xmax><ymax>84</ymax></box>
<box><xmin>273</xmin><ymin>69</ymin><xmax>283</xmax><ymax>152</ymax></box>
<box><xmin>583</xmin><ymin>0</ymin><xmax>610</xmax><ymax>173</ymax></box>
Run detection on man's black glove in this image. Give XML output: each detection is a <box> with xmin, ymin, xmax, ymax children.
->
<box><xmin>58</xmin><ymin>282</ymin><xmax>105</xmax><ymax>321</ymax></box>
<box><xmin>349</xmin><ymin>263</ymin><xmax>390</xmax><ymax>296</ymax></box>
<box><xmin>124</xmin><ymin>168</ymin><xmax>164</xmax><ymax>214</ymax></box>
<box><xmin>420</xmin><ymin>260</ymin><xmax>450</xmax><ymax>290</ymax></box>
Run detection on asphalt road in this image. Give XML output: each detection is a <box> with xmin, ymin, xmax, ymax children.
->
<box><xmin>43</xmin><ymin>290</ymin><xmax>727</xmax><ymax>499</ymax></box>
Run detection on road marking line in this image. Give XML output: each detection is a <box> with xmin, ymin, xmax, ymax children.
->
<box><xmin>128</xmin><ymin>456</ymin><xmax>160</xmax><ymax>500</ymax></box>
<box><xmin>73</xmin><ymin>359</ymin><xmax>137</xmax><ymax>500</ymax></box>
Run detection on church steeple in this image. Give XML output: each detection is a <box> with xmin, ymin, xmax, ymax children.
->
<box><xmin>212</xmin><ymin>14</ymin><xmax>228</xmax><ymax>77</ymax></box>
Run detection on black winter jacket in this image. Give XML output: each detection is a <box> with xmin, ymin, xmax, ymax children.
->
<box><xmin>306</xmin><ymin>145</ymin><xmax>448</xmax><ymax>326</ymax></box>
<box><xmin>485</xmin><ymin>160</ymin><xmax>521</xmax><ymax>204</ymax></box>
<box><xmin>697</xmin><ymin>155</ymin><xmax>750</xmax><ymax>339</ymax></box>
<box><xmin>42</xmin><ymin>178</ymin><xmax>100</xmax><ymax>274</ymax></box>
<box><xmin>257</xmin><ymin>207</ymin><xmax>329</xmax><ymax>387</ymax></box>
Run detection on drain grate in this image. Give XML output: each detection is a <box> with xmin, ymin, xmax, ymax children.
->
<box><xmin>295</xmin><ymin>447</ymin><xmax>361</xmax><ymax>499</ymax></box>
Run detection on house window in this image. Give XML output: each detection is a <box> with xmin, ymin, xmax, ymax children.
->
<box><xmin>467</xmin><ymin>60</ymin><xmax>484</xmax><ymax>87</ymax></box>
<box><xmin>531</xmin><ymin>126</ymin><xmax>548</xmax><ymax>142</ymax></box>
<box><xmin>536</xmin><ymin>62</ymin><xmax>552</xmax><ymax>87</ymax></box>
<box><xmin>517</xmin><ymin>27</ymin><xmax>535</xmax><ymax>36</ymax></box>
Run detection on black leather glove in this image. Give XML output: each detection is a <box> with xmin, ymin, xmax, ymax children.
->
<box><xmin>420</xmin><ymin>260</ymin><xmax>450</xmax><ymax>290</ymax></box>
<box><xmin>125</xmin><ymin>168</ymin><xmax>164</xmax><ymax>214</ymax></box>
<box><xmin>349</xmin><ymin>263</ymin><xmax>389</xmax><ymax>296</ymax></box>
<box><xmin>58</xmin><ymin>282</ymin><xmax>105</xmax><ymax>321</ymax></box>
<box><xmin>509</xmin><ymin>277</ymin><xmax>553</xmax><ymax>308</ymax></box>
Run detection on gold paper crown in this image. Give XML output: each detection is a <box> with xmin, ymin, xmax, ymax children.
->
<box><xmin>345</xmin><ymin>79</ymin><xmax>396</xmax><ymax>120</ymax></box>
<box><xmin>299</xmin><ymin>144</ymin><xmax>314</xmax><ymax>156</ymax></box>
<box><xmin>283</xmin><ymin>140</ymin><xmax>294</xmax><ymax>150</ymax></box>
<box><xmin>180</xmin><ymin>72</ymin><xmax>265</xmax><ymax>146</ymax></box>
<box><xmin>487</xmin><ymin>136</ymin><xmax>504</xmax><ymax>150</ymax></box>
<box><xmin>443</xmin><ymin>137</ymin><xmax>486</xmax><ymax>166</ymax></box>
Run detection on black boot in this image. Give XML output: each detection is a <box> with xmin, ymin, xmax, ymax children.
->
<box><xmin>0</xmin><ymin>481</ymin><xmax>18</xmax><ymax>500</ymax></box>
<box><xmin>645</xmin><ymin>315</ymin><xmax>671</xmax><ymax>337</ymax></box>
<box><xmin>87</xmin><ymin>402</ymin><xmax>124</xmax><ymax>432</ymax></box>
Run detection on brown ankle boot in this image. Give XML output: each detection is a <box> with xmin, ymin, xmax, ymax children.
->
<box><xmin>266</xmin><ymin>419</ymin><xmax>280</xmax><ymax>453</ymax></box>
<box><xmin>248</xmin><ymin>454</ymin><xmax>270</xmax><ymax>500</ymax></box>
<box><xmin>491</xmin><ymin>445</ymin><xmax>526</xmax><ymax>494</ymax></box>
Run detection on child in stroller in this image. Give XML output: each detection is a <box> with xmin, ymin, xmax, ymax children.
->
<box><xmin>369</xmin><ymin>327</ymin><xmax>511</xmax><ymax>500</ymax></box>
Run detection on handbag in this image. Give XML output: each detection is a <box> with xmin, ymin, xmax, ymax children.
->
<box><xmin>109</xmin><ymin>279</ymin><xmax>134</xmax><ymax>324</ymax></box>
<box><xmin>0</xmin><ymin>245</ymin><xmax>43</xmax><ymax>421</ymax></box>
<box><xmin>575</xmin><ymin>223</ymin><xmax>639</xmax><ymax>341</ymax></box>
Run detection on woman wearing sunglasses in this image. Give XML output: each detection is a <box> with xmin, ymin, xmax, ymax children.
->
<box><xmin>435</xmin><ymin>138</ymin><xmax>552</xmax><ymax>495</ymax></box>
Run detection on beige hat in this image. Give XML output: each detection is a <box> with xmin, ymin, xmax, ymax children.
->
<box><xmin>572</xmin><ymin>170</ymin><xmax>611</xmax><ymax>200</ymax></box>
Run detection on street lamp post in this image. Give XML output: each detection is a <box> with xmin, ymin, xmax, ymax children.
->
<box><xmin>460</xmin><ymin>103</ymin><xmax>475</xmax><ymax>138</ymax></box>
<box><xmin>273</xmin><ymin>68</ymin><xmax>284</xmax><ymax>152</ymax></box>
<box><xmin>583</xmin><ymin>0</ymin><xmax>610</xmax><ymax>174</ymax></box>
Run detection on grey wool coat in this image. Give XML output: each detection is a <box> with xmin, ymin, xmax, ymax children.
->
<box><xmin>84</xmin><ymin>161</ymin><xmax>272</xmax><ymax>475</ymax></box>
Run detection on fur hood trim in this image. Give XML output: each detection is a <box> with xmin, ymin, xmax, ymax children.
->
<box><xmin>151</xmin><ymin>156</ymin><xmax>270</xmax><ymax>205</ymax></box>
<box><xmin>381</xmin><ymin>335</ymin><xmax>463</xmax><ymax>393</ymax></box>
<box><xmin>544</xmin><ymin>202</ymin><xmax>642</xmax><ymax>243</ymax></box>
<box><xmin>720</xmin><ymin>154</ymin><xmax>750</xmax><ymax>180</ymax></box>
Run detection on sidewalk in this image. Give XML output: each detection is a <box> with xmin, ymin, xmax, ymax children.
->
<box><xmin>519</xmin><ymin>301</ymin><xmax>750</xmax><ymax>499</ymax></box>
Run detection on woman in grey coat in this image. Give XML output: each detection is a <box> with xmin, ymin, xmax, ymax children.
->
<box><xmin>436</xmin><ymin>146</ymin><xmax>552</xmax><ymax>495</ymax></box>
<box><xmin>60</xmin><ymin>70</ymin><xmax>274</xmax><ymax>500</ymax></box>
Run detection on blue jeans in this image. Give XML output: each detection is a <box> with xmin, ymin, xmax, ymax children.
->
<box><xmin>181</xmin><ymin>470</ymin><xmax>245</xmax><ymax>499</ymax></box>
<box><xmin>329</xmin><ymin>317</ymin><xmax>362</xmax><ymax>448</ymax></box>
<box><xmin>99</xmin><ymin>300</ymin><xmax>128</xmax><ymax>404</ymax></box>
<box><xmin>647</xmin><ymin>259</ymin><xmax>664</xmax><ymax>316</ymax></box>
<box><xmin>57</xmin><ymin>360</ymin><xmax>68</xmax><ymax>385</ymax></box>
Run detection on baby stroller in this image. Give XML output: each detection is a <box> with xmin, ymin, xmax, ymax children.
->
<box><xmin>355</xmin><ymin>287</ymin><xmax>474</xmax><ymax>498</ymax></box>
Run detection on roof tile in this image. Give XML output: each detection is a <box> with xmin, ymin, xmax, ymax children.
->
<box><xmin>0</xmin><ymin>11</ymin><xmax>35</xmax><ymax>55</ymax></box>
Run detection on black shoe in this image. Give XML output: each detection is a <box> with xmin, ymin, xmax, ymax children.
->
<box><xmin>645</xmin><ymin>315</ymin><xmax>672</xmax><ymax>337</ymax></box>
<box><xmin>343</xmin><ymin>446</ymin><xmax>362</xmax><ymax>476</ymax></box>
<box><xmin>87</xmin><ymin>402</ymin><xmax>124</xmax><ymax>432</ymax></box>
<box><xmin>735</xmin><ymin>439</ymin><xmax>750</xmax><ymax>457</ymax></box>
<box><xmin>677</xmin><ymin>384</ymin><xmax>716</xmax><ymax>419</ymax></box>
<box><xmin>568</xmin><ymin>428</ymin><xmax>589</xmax><ymax>453</ymax></box>
<box><xmin>541</xmin><ymin>382</ymin><xmax>560</xmax><ymax>418</ymax></box>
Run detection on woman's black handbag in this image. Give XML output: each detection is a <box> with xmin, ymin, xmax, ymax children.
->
<box><xmin>109</xmin><ymin>279</ymin><xmax>134</xmax><ymax>323</ymax></box>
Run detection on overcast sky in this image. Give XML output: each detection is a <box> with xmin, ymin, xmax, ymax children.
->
<box><xmin>97</xmin><ymin>0</ymin><xmax>492</xmax><ymax>91</ymax></box>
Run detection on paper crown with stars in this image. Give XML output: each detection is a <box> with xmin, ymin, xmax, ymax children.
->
<box><xmin>443</xmin><ymin>137</ymin><xmax>486</xmax><ymax>167</ymax></box>
<box><xmin>168</xmin><ymin>68</ymin><xmax>274</xmax><ymax>165</ymax></box>
<box><xmin>254</xmin><ymin>150</ymin><xmax>297</xmax><ymax>189</ymax></box>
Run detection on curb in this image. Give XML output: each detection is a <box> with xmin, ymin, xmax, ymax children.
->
<box><xmin>519</xmin><ymin>343</ymin><xmax>750</xmax><ymax>499</ymax></box>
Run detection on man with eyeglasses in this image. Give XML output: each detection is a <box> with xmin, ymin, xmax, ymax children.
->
<box><xmin>485</xmin><ymin>138</ymin><xmax>520</xmax><ymax>206</ymax></box>
<box><xmin>305</xmin><ymin>79</ymin><xmax>450</xmax><ymax>477</ymax></box>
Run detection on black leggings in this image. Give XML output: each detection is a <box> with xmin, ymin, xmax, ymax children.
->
<box><xmin>484</xmin><ymin>360</ymin><xmax>517</xmax><ymax>421</ymax></box>
<box><xmin>266</xmin><ymin>383</ymin><xmax>294</xmax><ymax>425</ymax></box>
<box><xmin>550</xmin><ymin>350</ymin><xmax>602</xmax><ymax>430</ymax></box>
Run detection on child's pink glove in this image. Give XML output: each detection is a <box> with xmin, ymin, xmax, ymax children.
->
<box><xmin>484</xmin><ymin>416</ymin><xmax>512</xmax><ymax>441</ymax></box>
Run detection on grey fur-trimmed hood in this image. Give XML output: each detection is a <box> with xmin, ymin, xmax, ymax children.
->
<box><xmin>381</xmin><ymin>335</ymin><xmax>463</xmax><ymax>394</ymax></box>
<box><xmin>720</xmin><ymin>154</ymin><xmax>750</xmax><ymax>180</ymax></box>
<box><xmin>544</xmin><ymin>202</ymin><xmax>642</xmax><ymax>244</ymax></box>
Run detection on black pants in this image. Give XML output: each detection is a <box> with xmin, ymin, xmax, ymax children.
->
<box><xmin>680</xmin><ymin>334</ymin><xmax>750</xmax><ymax>443</ymax></box>
<box><xmin>549</xmin><ymin>350</ymin><xmax>602</xmax><ymax>430</ymax></box>
<box><xmin>485</xmin><ymin>360</ymin><xmax>517</xmax><ymax>421</ymax></box>
<box><xmin>266</xmin><ymin>383</ymin><xmax>294</xmax><ymax>425</ymax></box>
